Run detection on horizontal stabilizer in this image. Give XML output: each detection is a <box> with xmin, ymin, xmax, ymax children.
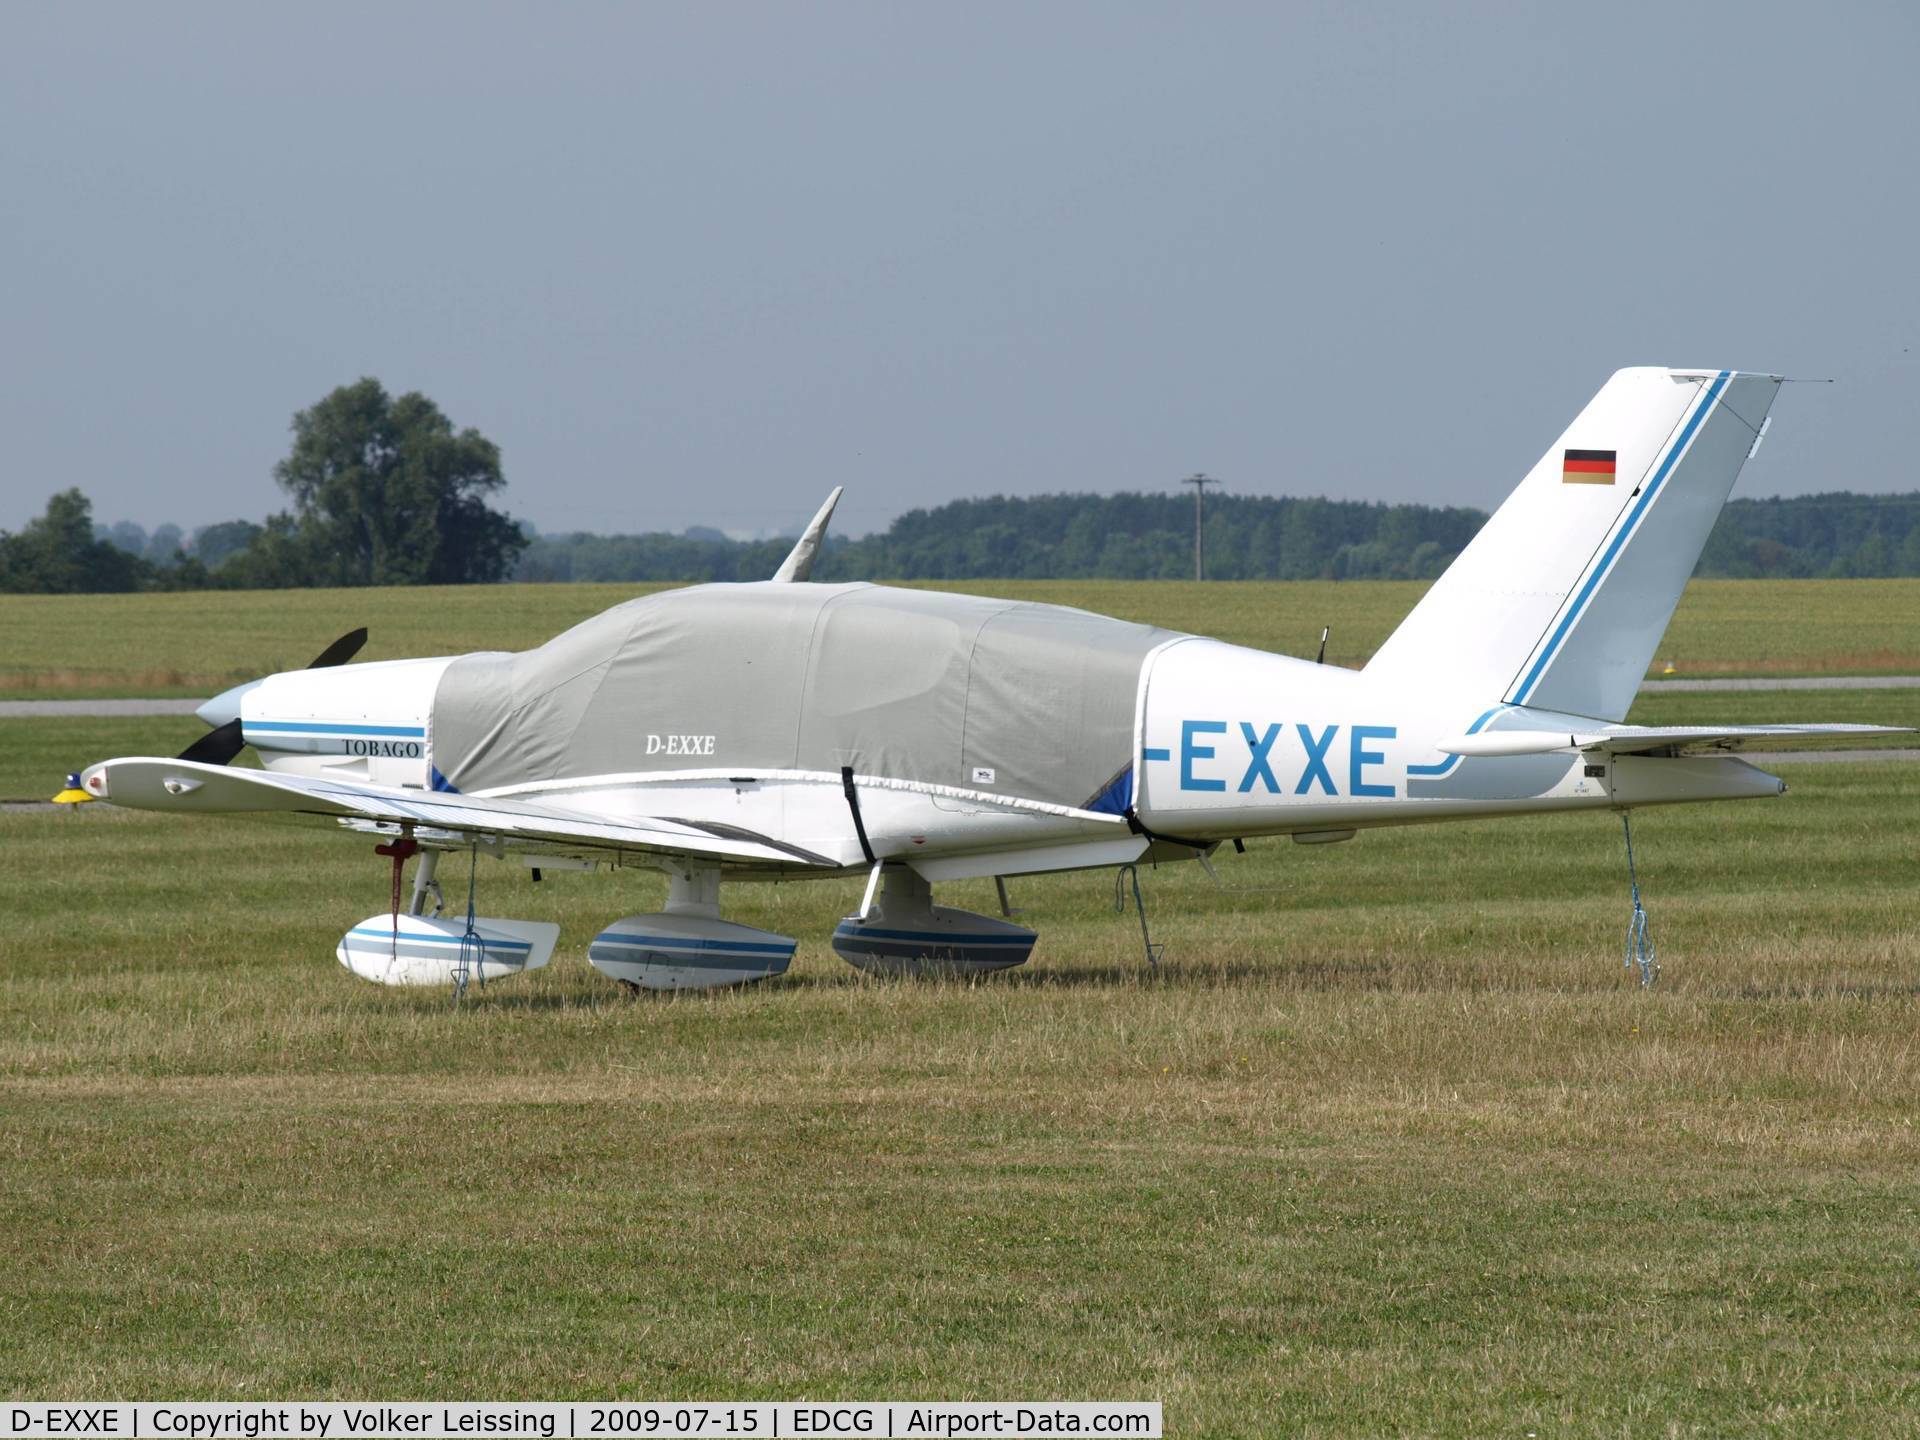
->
<box><xmin>1443</xmin><ymin>722</ymin><xmax>1910</xmax><ymax>758</ymax></box>
<box><xmin>78</xmin><ymin>757</ymin><xmax>839</xmax><ymax>868</ymax></box>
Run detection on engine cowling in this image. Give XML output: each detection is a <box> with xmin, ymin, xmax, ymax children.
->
<box><xmin>241</xmin><ymin>655</ymin><xmax>455</xmax><ymax>786</ymax></box>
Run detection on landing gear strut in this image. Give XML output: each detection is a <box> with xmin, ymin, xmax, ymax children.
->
<box><xmin>408</xmin><ymin>848</ymin><xmax>444</xmax><ymax>917</ymax></box>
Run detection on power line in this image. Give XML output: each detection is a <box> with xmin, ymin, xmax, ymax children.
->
<box><xmin>1180</xmin><ymin>473</ymin><xmax>1222</xmax><ymax>580</ymax></box>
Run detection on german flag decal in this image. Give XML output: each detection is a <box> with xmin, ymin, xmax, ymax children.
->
<box><xmin>1563</xmin><ymin>448</ymin><xmax>1617</xmax><ymax>484</ymax></box>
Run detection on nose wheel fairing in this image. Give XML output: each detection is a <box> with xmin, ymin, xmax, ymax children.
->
<box><xmin>337</xmin><ymin>913</ymin><xmax>558</xmax><ymax>987</ymax></box>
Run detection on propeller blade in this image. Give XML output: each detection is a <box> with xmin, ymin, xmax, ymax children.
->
<box><xmin>305</xmin><ymin>627</ymin><xmax>368</xmax><ymax>669</ymax></box>
<box><xmin>176</xmin><ymin>718</ymin><xmax>246</xmax><ymax>767</ymax></box>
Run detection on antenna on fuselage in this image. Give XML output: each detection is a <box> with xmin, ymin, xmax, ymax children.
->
<box><xmin>771</xmin><ymin>486</ymin><xmax>844</xmax><ymax>582</ymax></box>
<box><xmin>1316</xmin><ymin>626</ymin><xmax>1329</xmax><ymax>665</ymax></box>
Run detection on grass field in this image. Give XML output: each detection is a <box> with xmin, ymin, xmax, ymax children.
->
<box><xmin>4</xmin><ymin>577</ymin><xmax>1919</xmax><ymax>697</ymax></box>
<box><xmin>2</xmin><ymin>727</ymin><xmax>1917</xmax><ymax>1432</ymax></box>
<box><xmin>3</xmin><ymin>579</ymin><xmax>1917</xmax><ymax>1435</ymax></box>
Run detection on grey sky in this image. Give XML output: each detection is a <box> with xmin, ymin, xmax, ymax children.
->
<box><xmin>3</xmin><ymin>2</ymin><xmax>1915</xmax><ymax>539</ymax></box>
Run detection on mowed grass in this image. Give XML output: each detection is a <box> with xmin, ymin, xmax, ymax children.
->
<box><xmin>0</xmin><ymin>716</ymin><xmax>208</xmax><ymax>798</ymax></box>
<box><xmin>2</xmin><ymin>568</ymin><xmax>1915</xmax><ymax>1434</ymax></box>
<box><xmin>4</xmin><ymin>577</ymin><xmax>1918</xmax><ymax>697</ymax></box>
<box><xmin>2</xmin><ymin>735</ymin><xmax>1917</xmax><ymax>1433</ymax></box>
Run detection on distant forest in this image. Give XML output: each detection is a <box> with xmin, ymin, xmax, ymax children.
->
<box><xmin>7</xmin><ymin>488</ymin><xmax>1920</xmax><ymax>594</ymax></box>
<box><xmin>514</xmin><ymin>490</ymin><xmax>1920</xmax><ymax>585</ymax></box>
<box><xmin>3</xmin><ymin>487</ymin><xmax>1920</xmax><ymax>595</ymax></box>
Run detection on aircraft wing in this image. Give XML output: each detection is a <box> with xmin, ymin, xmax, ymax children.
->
<box><xmin>77</xmin><ymin>757</ymin><xmax>839</xmax><ymax>869</ymax></box>
<box><xmin>1442</xmin><ymin>723</ymin><xmax>1911</xmax><ymax>758</ymax></box>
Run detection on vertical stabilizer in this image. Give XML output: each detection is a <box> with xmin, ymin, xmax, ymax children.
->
<box><xmin>1365</xmin><ymin>368</ymin><xmax>1780</xmax><ymax>721</ymax></box>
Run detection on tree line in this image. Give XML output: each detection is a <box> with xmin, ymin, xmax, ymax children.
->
<box><xmin>507</xmin><ymin>490</ymin><xmax>1920</xmax><ymax>584</ymax></box>
<box><xmin>5</xmin><ymin>379</ymin><xmax>1918</xmax><ymax>592</ymax></box>
<box><xmin>513</xmin><ymin>492</ymin><xmax>1491</xmax><ymax>584</ymax></box>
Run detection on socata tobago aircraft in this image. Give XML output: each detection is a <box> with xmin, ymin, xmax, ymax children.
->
<box><xmin>61</xmin><ymin>368</ymin><xmax>1907</xmax><ymax>991</ymax></box>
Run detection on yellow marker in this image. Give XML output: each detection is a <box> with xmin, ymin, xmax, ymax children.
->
<box><xmin>52</xmin><ymin>771</ymin><xmax>95</xmax><ymax>805</ymax></box>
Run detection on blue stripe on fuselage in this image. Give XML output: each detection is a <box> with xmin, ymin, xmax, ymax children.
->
<box><xmin>247</xmin><ymin>720</ymin><xmax>426</xmax><ymax>737</ymax></box>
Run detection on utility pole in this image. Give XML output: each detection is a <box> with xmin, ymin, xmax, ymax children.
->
<box><xmin>1181</xmin><ymin>473</ymin><xmax>1220</xmax><ymax>580</ymax></box>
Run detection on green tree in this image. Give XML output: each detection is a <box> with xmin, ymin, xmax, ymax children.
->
<box><xmin>100</xmin><ymin>520</ymin><xmax>148</xmax><ymax>555</ymax></box>
<box><xmin>0</xmin><ymin>489</ymin><xmax>147</xmax><ymax>593</ymax></box>
<box><xmin>215</xmin><ymin>512</ymin><xmax>323</xmax><ymax>589</ymax></box>
<box><xmin>192</xmin><ymin>519</ymin><xmax>264</xmax><ymax>570</ymax></box>
<box><xmin>143</xmin><ymin>523</ymin><xmax>186</xmax><ymax>567</ymax></box>
<box><xmin>272</xmin><ymin>379</ymin><xmax>526</xmax><ymax>585</ymax></box>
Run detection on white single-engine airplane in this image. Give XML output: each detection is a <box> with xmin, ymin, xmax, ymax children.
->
<box><xmin>64</xmin><ymin>368</ymin><xmax>1908</xmax><ymax>990</ymax></box>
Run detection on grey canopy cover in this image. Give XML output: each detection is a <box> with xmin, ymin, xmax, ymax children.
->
<box><xmin>431</xmin><ymin>582</ymin><xmax>1180</xmax><ymax>811</ymax></box>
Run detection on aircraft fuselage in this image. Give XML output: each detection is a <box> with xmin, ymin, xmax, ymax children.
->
<box><xmin>223</xmin><ymin>583</ymin><xmax>1784</xmax><ymax>881</ymax></box>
